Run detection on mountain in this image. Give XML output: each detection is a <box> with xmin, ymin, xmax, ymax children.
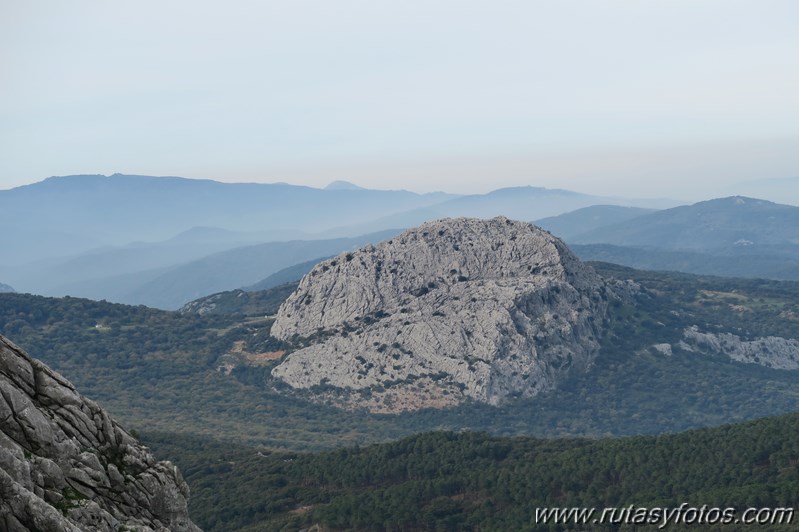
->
<box><xmin>0</xmin><ymin>335</ymin><xmax>198</xmax><ymax>531</ymax></box>
<box><xmin>271</xmin><ymin>217</ymin><xmax>616</xmax><ymax>412</ymax></box>
<box><xmin>564</xmin><ymin>196</ymin><xmax>799</xmax><ymax>280</ymax></box>
<box><xmin>572</xmin><ymin>196</ymin><xmax>799</xmax><ymax>252</ymax></box>
<box><xmin>1</xmin><ymin>174</ymin><xmax>682</xmax><ymax>304</ymax></box>
<box><xmin>731</xmin><ymin>176</ymin><xmax>799</xmax><ymax>206</ymax></box>
<box><xmin>25</xmin><ymin>230</ymin><xmax>399</xmax><ymax>310</ymax></box>
<box><xmin>0</xmin><ymin>173</ymin><xmax>455</xmax><ymax>270</ymax></box>
<box><xmin>0</xmin><ymin>283</ymin><xmax>14</xmax><ymax>293</ymax></box>
<box><xmin>116</xmin><ymin>229</ymin><xmax>402</xmax><ymax>309</ymax></box>
<box><xmin>245</xmin><ymin>256</ymin><xmax>330</xmax><ymax>291</ymax></box>
<box><xmin>324</xmin><ymin>180</ymin><xmax>365</xmax><ymax>191</ymax></box>
<box><xmin>8</xmin><ymin>226</ymin><xmax>306</xmax><ymax>296</ymax></box>
<box><xmin>330</xmin><ymin>186</ymin><xmax>681</xmax><ymax>236</ymax></box>
<box><xmin>571</xmin><ymin>244</ymin><xmax>799</xmax><ymax>281</ymax></box>
<box><xmin>534</xmin><ymin>205</ymin><xmax>656</xmax><ymax>240</ymax></box>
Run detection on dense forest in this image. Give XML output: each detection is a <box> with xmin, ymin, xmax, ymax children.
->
<box><xmin>144</xmin><ymin>411</ymin><xmax>799</xmax><ymax>530</ymax></box>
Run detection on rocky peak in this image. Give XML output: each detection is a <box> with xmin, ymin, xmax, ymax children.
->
<box><xmin>0</xmin><ymin>335</ymin><xmax>199</xmax><ymax>531</ymax></box>
<box><xmin>271</xmin><ymin>217</ymin><xmax>614</xmax><ymax>413</ymax></box>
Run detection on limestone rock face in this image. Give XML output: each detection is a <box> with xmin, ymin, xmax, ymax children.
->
<box><xmin>0</xmin><ymin>335</ymin><xmax>199</xmax><ymax>532</ymax></box>
<box><xmin>271</xmin><ymin>217</ymin><xmax>614</xmax><ymax>412</ymax></box>
<box><xmin>678</xmin><ymin>326</ymin><xmax>799</xmax><ymax>370</ymax></box>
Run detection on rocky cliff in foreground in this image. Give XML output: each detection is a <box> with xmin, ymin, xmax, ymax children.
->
<box><xmin>271</xmin><ymin>217</ymin><xmax>615</xmax><ymax>413</ymax></box>
<box><xmin>0</xmin><ymin>335</ymin><xmax>199</xmax><ymax>531</ymax></box>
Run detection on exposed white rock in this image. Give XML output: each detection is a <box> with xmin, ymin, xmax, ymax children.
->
<box><xmin>271</xmin><ymin>217</ymin><xmax>614</xmax><ymax>412</ymax></box>
<box><xmin>651</xmin><ymin>343</ymin><xmax>673</xmax><ymax>357</ymax></box>
<box><xmin>679</xmin><ymin>325</ymin><xmax>799</xmax><ymax>370</ymax></box>
<box><xmin>0</xmin><ymin>335</ymin><xmax>199</xmax><ymax>531</ymax></box>
<box><xmin>178</xmin><ymin>292</ymin><xmax>223</xmax><ymax>315</ymax></box>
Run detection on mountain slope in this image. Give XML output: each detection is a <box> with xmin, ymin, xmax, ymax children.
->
<box><xmin>0</xmin><ymin>283</ymin><xmax>13</xmax><ymax>293</ymax></box>
<box><xmin>732</xmin><ymin>176</ymin><xmax>799</xmax><ymax>206</ymax></box>
<box><xmin>148</xmin><ymin>413</ymin><xmax>799</xmax><ymax>531</ymax></box>
<box><xmin>534</xmin><ymin>205</ymin><xmax>656</xmax><ymax>240</ymax></box>
<box><xmin>563</xmin><ymin>197</ymin><xmax>799</xmax><ymax>280</ymax></box>
<box><xmin>572</xmin><ymin>196</ymin><xmax>799</xmax><ymax>252</ymax></box>
<box><xmin>9</xmin><ymin>226</ymin><xmax>310</xmax><ymax>296</ymax></box>
<box><xmin>118</xmin><ymin>229</ymin><xmax>402</xmax><ymax>309</ymax></box>
<box><xmin>0</xmin><ymin>173</ymin><xmax>455</xmax><ymax>268</ymax></box>
<box><xmin>245</xmin><ymin>257</ymin><xmax>330</xmax><ymax>291</ymax></box>
<box><xmin>572</xmin><ymin>244</ymin><xmax>799</xmax><ymax>281</ymax></box>
<box><xmin>0</xmin><ymin>335</ymin><xmax>198</xmax><ymax>531</ymax></box>
<box><xmin>1</xmin><ymin>174</ymin><xmax>682</xmax><ymax>302</ymax></box>
<box><xmin>331</xmin><ymin>186</ymin><xmax>680</xmax><ymax>236</ymax></box>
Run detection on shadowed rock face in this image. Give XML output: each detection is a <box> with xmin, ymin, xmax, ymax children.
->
<box><xmin>0</xmin><ymin>335</ymin><xmax>199</xmax><ymax>532</ymax></box>
<box><xmin>271</xmin><ymin>217</ymin><xmax>614</xmax><ymax>413</ymax></box>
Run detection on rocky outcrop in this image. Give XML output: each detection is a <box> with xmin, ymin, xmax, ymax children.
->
<box><xmin>678</xmin><ymin>326</ymin><xmax>799</xmax><ymax>370</ymax></box>
<box><xmin>271</xmin><ymin>217</ymin><xmax>615</xmax><ymax>412</ymax></box>
<box><xmin>178</xmin><ymin>291</ymin><xmax>235</xmax><ymax>316</ymax></box>
<box><xmin>0</xmin><ymin>335</ymin><xmax>199</xmax><ymax>531</ymax></box>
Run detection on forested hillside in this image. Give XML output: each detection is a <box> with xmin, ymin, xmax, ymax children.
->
<box><xmin>145</xmin><ymin>412</ymin><xmax>799</xmax><ymax>530</ymax></box>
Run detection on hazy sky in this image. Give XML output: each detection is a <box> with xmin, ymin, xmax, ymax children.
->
<box><xmin>2</xmin><ymin>1</ymin><xmax>798</xmax><ymax>198</ymax></box>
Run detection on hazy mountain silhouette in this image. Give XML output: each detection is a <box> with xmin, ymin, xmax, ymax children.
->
<box><xmin>571</xmin><ymin>196</ymin><xmax>799</xmax><ymax>252</ymax></box>
<box><xmin>42</xmin><ymin>230</ymin><xmax>401</xmax><ymax>309</ymax></box>
<box><xmin>0</xmin><ymin>173</ymin><xmax>454</xmax><ymax>267</ymax></box>
<box><xmin>730</xmin><ymin>176</ymin><xmax>799</xmax><ymax>206</ymax></box>
<box><xmin>564</xmin><ymin>197</ymin><xmax>799</xmax><ymax>280</ymax></box>
<box><xmin>326</xmin><ymin>186</ymin><xmax>679</xmax><ymax>236</ymax></box>
<box><xmin>2</xmin><ymin>174</ymin><xmax>680</xmax><ymax>303</ymax></box>
<box><xmin>245</xmin><ymin>256</ymin><xmax>331</xmax><ymax>291</ymax></box>
<box><xmin>534</xmin><ymin>205</ymin><xmax>656</xmax><ymax>240</ymax></box>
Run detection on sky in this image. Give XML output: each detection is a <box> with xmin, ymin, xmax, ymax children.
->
<box><xmin>1</xmin><ymin>0</ymin><xmax>798</xmax><ymax>199</ymax></box>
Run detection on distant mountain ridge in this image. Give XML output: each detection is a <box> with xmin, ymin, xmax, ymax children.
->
<box><xmin>0</xmin><ymin>283</ymin><xmax>13</xmax><ymax>293</ymax></box>
<box><xmin>731</xmin><ymin>176</ymin><xmax>799</xmax><ymax>206</ymax></box>
<box><xmin>46</xmin><ymin>229</ymin><xmax>402</xmax><ymax>310</ymax></box>
<box><xmin>329</xmin><ymin>186</ymin><xmax>679</xmax><ymax>236</ymax></box>
<box><xmin>571</xmin><ymin>196</ymin><xmax>799</xmax><ymax>251</ymax></box>
<box><xmin>246</xmin><ymin>256</ymin><xmax>331</xmax><ymax>291</ymax></box>
<box><xmin>324</xmin><ymin>180</ymin><xmax>365</xmax><ymax>190</ymax></box>
<box><xmin>534</xmin><ymin>205</ymin><xmax>657</xmax><ymax>240</ymax></box>
<box><xmin>9</xmin><ymin>226</ymin><xmax>304</xmax><ymax>296</ymax></box>
<box><xmin>562</xmin><ymin>196</ymin><xmax>799</xmax><ymax>280</ymax></box>
<box><xmin>0</xmin><ymin>173</ymin><xmax>455</xmax><ymax>268</ymax></box>
<box><xmin>1</xmin><ymin>173</ymin><xmax>678</xmax><ymax>308</ymax></box>
<box><xmin>574</xmin><ymin>244</ymin><xmax>799</xmax><ymax>281</ymax></box>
